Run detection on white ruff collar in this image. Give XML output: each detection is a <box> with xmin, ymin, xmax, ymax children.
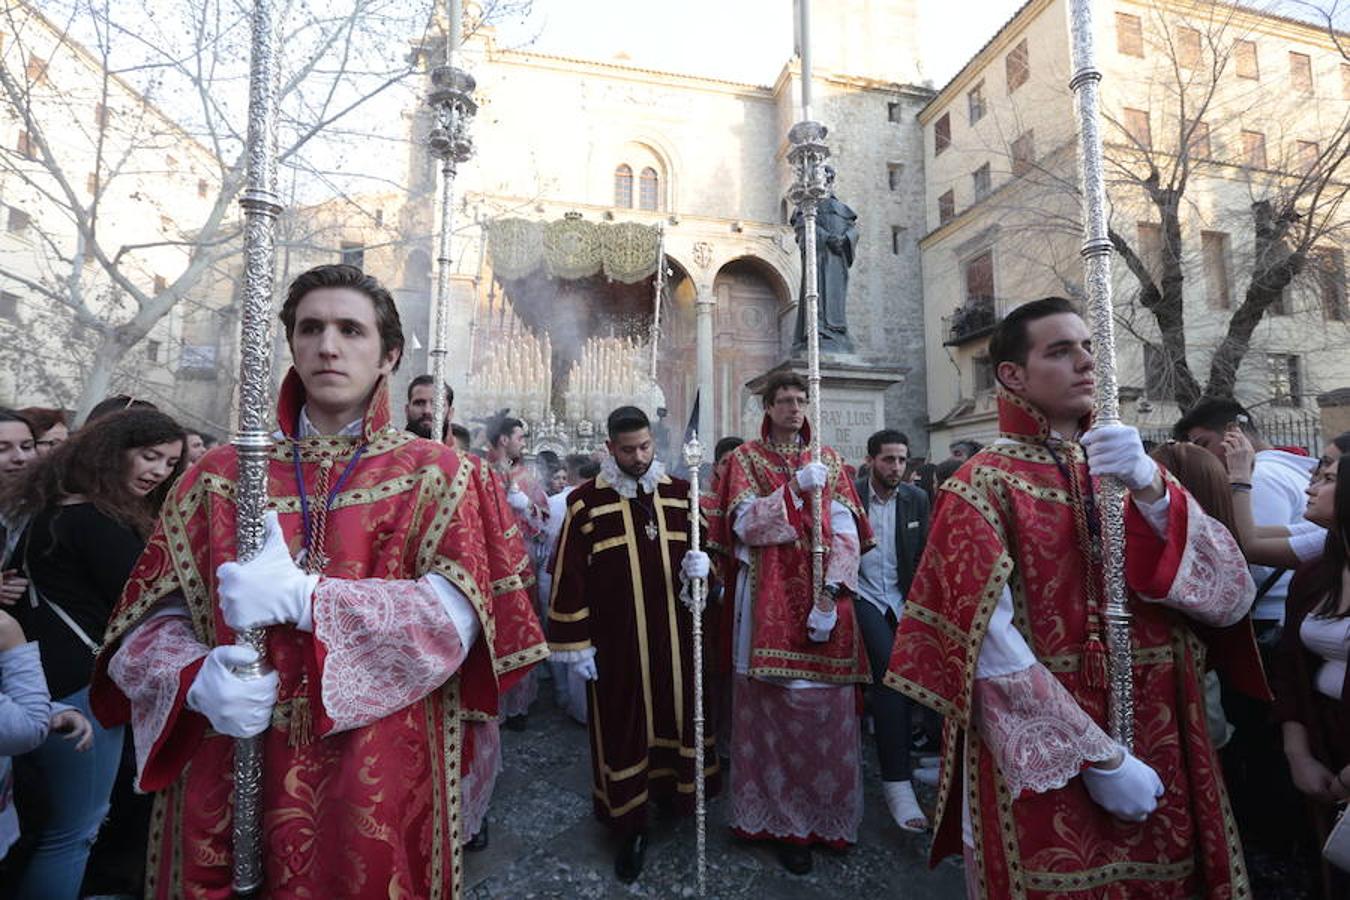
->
<box><xmin>599</xmin><ymin>454</ymin><xmax>665</xmax><ymax>499</ymax></box>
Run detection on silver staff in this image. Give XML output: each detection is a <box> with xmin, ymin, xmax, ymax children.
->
<box><xmin>787</xmin><ymin>0</ymin><xmax>829</xmax><ymax>603</ymax></box>
<box><xmin>427</xmin><ymin>0</ymin><xmax>476</xmax><ymax>443</ymax></box>
<box><xmin>681</xmin><ymin>433</ymin><xmax>708</xmax><ymax>897</ymax></box>
<box><xmin>231</xmin><ymin>0</ymin><xmax>283</xmax><ymax>891</ymax></box>
<box><xmin>1069</xmin><ymin>0</ymin><xmax>1133</xmax><ymax>746</ymax></box>
<box><xmin>649</xmin><ymin>224</ymin><xmax>665</xmax><ymax>381</ymax></box>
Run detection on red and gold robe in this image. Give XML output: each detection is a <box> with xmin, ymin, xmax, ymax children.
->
<box><xmin>89</xmin><ymin>372</ymin><xmax>547</xmax><ymax>899</ymax></box>
<box><xmin>546</xmin><ymin>467</ymin><xmax>720</xmax><ymax>833</ymax></box>
<box><xmin>705</xmin><ymin>416</ymin><xmax>874</xmax><ymax>682</ymax></box>
<box><xmin>886</xmin><ymin>389</ymin><xmax>1261</xmax><ymax>899</ymax></box>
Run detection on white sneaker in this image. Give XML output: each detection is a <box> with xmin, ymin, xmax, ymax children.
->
<box><xmin>883</xmin><ymin>780</ymin><xmax>929</xmax><ymax>833</ymax></box>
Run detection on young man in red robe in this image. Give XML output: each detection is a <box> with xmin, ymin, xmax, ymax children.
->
<box><xmin>548</xmin><ymin>406</ymin><xmax>720</xmax><ymax>883</ymax></box>
<box><xmin>486</xmin><ymin>414</ymin><xmax>549</xmax><ymax>730</ymax></box>
<box><xmin>707</xmin><ymin>371</ymin><xmax>872</xmax><ymax>876</ymax></box>
<box><xmin>89</xmin><ymin>264</ymin><xmax>547</xmax><ymax>898</ymax></box>
<box><xmin>887</xmin><ymin>297</ymin><xmax>1259</xmax><ymax>898</ymax></box>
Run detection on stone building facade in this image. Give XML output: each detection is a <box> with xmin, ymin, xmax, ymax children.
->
<box><xmin>383</xmin><ymin>1</ymin><xmax>935</xmax><ymax>457</ymax></box>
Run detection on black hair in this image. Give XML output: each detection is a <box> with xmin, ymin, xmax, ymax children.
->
<box><xmin>867</xmin><ymin>429</ymin><xmax>910</xmax><ymax>457</ymax></box>
<box><xmin>760</xmin><ymin>371</ymin><xmax>809</xmax><ymax>406</ymax></box>
<box><xmin>988</xmin><ymin>296</ymin><xmax>1080</xmax><ymax>384</ymax></box>
<box><xmin>1310</xmin><ymin>456</ymin><xmax>1350</xmax><ymax>618</ymax></box>
<box><xmin>579</xmin><ymin>460</ymin><xmax>602</xmax><ymax>480</ymax></box>
<box><xmin>280</xmin><ymin>264</ymin><xmax>404</xmax><ymax>371</ymax></box>
<box><xmin>1172</xmin><ymin>398</ymin><xmax>1259</xmax><ymax>442</ymax></box>
<box><xmin>606</xmin><ymin>406</ymin><xmax>651</xmax><ymax>440</ymax></box>
<box><xmin>86</xmin><ymin>395</ymin><xmax>157</xmax><ymax>424</ymax></box>
<box><xmin>487</xmin><ymin>416</ymin><xmax>524</xmax><ymax>447</ymax></box>
<box><xmin>407</xmin><ymin>374</ymin><xmax>454</xmax><ymax>407</ymax></box>
<box><xmin>0</xmin><ymin>407</ymin><xmax>33</xmax><ymax>436</ymax></box>
<box><xmin>714</xmin><ymin>436</ymin><xmax>744</xmax><ymax>464</ymax></box>
<box><xmin>950</xmin><ymin>439</ymin><xmax>984</xmax><ymax>456</ymax></box>
<box><xmin>450</xmin><ymin>423</ymin><xmax>471</xmax><ymax>447</ymax></box>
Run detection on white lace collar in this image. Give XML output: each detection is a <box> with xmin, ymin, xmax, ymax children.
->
<box><xmin>598</xmin><ymin>453</ymin><xmax>665</xmax><ymax>499</ymax></box>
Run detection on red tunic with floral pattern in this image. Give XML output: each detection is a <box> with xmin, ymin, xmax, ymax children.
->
<box><xmin>886</xmin><ymin>390</ymin><xmax>1262</xmax><ymax>899</ymax></box>
<box><xmin>89</xmin><ymin>372</ymin><xmax>546</xmax><ymax>899</ymax></box>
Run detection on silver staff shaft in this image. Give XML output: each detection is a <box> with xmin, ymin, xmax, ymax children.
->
<box><xmin>1068</xmin><ymin>0</ymin><xmax>1133</xmax><ymax>746</ymax></box>
<box><xmin>681</xmin><ymin>433</ymin><xmax>708</xmax><ymax>897</ymax></box>
<box><xmin>650</xmin><ymin>225</ymin><xmax>665</xmax><ymax>381</ymax></box>
<box><xmin>787</xmin><ymin>118</ymin><xmax>830</xmax><ymax>605</ymax></box>
<box><xmin>427</xmin><ymin>1</ymin><xmax>476</xmax><ymax>444</ymax></box>
<box><xmin>231</xmin><ymin>0</ymin><xmax>283</xmax><ymax>891</ymax></box>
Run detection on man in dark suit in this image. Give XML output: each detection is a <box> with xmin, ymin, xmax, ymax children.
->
<box><xmin>855</xmin><ymin>428</ymin><xmax>930</xmax><ymax>833</ymax></box>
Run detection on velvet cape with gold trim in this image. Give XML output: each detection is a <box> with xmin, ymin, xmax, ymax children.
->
<box><xmin>89</xmin><ymin>371</ymin><xmax>547</xmax><ymax>899</ymax></box>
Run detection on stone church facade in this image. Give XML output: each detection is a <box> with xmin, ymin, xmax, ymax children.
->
<box><xmin>386</xmin><ymin>1</ymin><xmax>936</xmax><ymax>457</ymax></box>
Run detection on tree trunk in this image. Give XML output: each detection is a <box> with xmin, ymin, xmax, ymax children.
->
<box><xmin>74</xmin><ymin>335</ymin><xmax>126</xmax><ymax>422</ymax></box>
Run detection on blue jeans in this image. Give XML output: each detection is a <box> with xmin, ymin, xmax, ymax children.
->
<box><xmin>13</xmin><ymin>686</ymin><xmax>124</xmax><ymax>900</ymax></box>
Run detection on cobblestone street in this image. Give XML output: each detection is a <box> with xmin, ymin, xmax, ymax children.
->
<box><xmin>463</xmin><ymin>689</ymin><xmax>966</xmax><ymax>899</ymax></box>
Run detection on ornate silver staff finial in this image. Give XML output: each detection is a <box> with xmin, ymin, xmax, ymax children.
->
<box><xmin>231</xmin><ymin>0</ymin><xmax>282</xmax><ymax>892</ymax></box>
<box><xmin>1068</xmin><ymin>0</ymin><xmax>1134</xmax><ymax>747</ymax></box>
<box><xmin>426</xmin><ymin>3</ymin><xmax>477</xmax><ymax>445</ymax></box>
<box><xmin>681</xmin><ymin>431</ymin><xmax>707</xmax><ymax>897</ymax></box>
<box><xmin>787</xmin><ymin>118</ymin><xmax>830</xmax><ymax>606</ymax></box>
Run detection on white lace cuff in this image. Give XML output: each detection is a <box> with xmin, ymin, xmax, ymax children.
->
<box><xmin>973</xmin><ymin>663</ymin><xmax>1117</xmax><ymax>797</ymax></box>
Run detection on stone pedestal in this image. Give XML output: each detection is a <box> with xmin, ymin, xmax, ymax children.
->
<box><xmin>745</xmin><ymin>357</ymin><xmax>907</xmax><ymax>465</ymax></box>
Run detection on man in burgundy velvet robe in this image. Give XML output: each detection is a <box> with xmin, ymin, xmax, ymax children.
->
<box><xmin>548</xmin><ymin>406</ymin><xmax>719</xmax><ymax>883</ymax></box>
<box><xmin>89</xmin><ymin>265</ymin><xmax>546</xmax><ymax>898</ymax></box>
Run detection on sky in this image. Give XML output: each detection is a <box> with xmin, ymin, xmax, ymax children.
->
<box><xmin>494</xmin><ymin>0</ymin><xmax>1031</xmax><ymax>89</ymax></box>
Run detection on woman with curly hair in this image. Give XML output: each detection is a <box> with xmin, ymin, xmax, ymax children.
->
<box><xmin>2</xmin><ymin>408</ymin><xmax>184</xmax><ymax>898</ymax></box>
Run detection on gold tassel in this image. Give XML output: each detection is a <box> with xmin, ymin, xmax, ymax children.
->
<box><xmin>1083</xmin><ymin>633</ymin><xmax>1107</xmax><ymax>690</ymax></box>
<box><xmin>288</xmin><ymin>692</ymin><xmax>314</xmax><ymax>748</ymax></box>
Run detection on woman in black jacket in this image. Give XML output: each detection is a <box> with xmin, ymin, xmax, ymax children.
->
<box><xmin>2</xmin><ymin>409</ymin><xmax>184</xmax><ymax>899</ymax></box>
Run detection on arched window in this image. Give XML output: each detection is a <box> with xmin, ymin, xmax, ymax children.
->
<box><xmin>614</xmin><ymin>164</ymin><xmax>633</xmax><ymax>208</ymax></box>
<box><xmin>638</xmin><ymin>167</ymin><xmax>660</xmax><ymax>210</ymax></box>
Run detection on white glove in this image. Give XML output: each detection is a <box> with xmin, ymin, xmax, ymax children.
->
<box><xmin>795</xmin><ymin>462</ymin><xmax>829</xmax><ymax>493</ymax></box>
<box><xmin>217</xmin><ymin>511</ymin><xmax>319</xmax><ymax>632</ymax></box>
<box><xmin>1081</xmin><ymin>748</ymin><xmax>1165</xmax><ymax>822</ymax></box>
<box><xmin>1081</xmin><ymin>423</ymin><xmax>1159</xmax><ymax>492</ymax></box>
<box><xmin>573</xmin><ymin>656</ymin><xmax>598</xmax><ymax>682</ymax></box>
<box><xmin>186</xmin><ymin>645</ymin><xmax>279</xmax><ymax>738</ymax></box>
<box><xmin>806</xmin><ymin>605</ymin><xmax>837</xmax><ymax>642</ymax></box>
<box><xmin>681</xmin><ymin>550</ymin><xmax>710</xmax><ymax>581</ymax></box>
<box><xmin>506</xmin><ymin>488</ymin><xmax>530</xmax><ymax>512</ymax></box>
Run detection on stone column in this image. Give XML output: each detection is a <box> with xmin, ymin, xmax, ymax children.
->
<box><xmin>696</xmin><ymin>282</ymin><xmax>715</xmax><ymax>443</ymax></box>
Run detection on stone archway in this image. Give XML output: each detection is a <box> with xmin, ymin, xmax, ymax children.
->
<box><xmin>713</xmin><ymin>257</ymin><xmax>790</xmax><ymax>439</ymax></box>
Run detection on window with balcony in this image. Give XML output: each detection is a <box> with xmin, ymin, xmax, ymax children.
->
<box><xmin>945</xmin><ymin>250</ymin><xmax>998</xmax><ymax>345</ymax></box>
